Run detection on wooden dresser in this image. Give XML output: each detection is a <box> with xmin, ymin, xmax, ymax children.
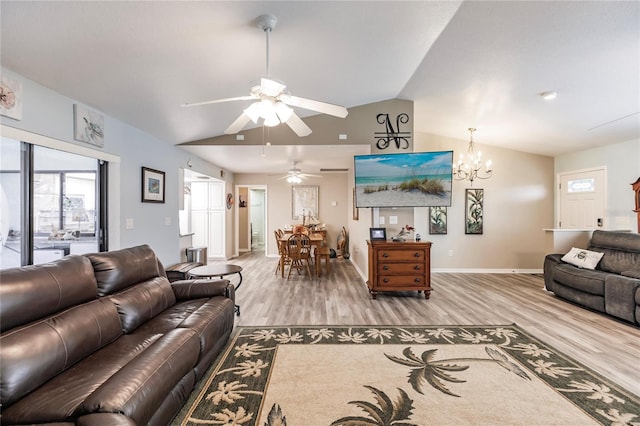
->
<box><xmin>366</xmin><ymin>240</ymin><xmax>432</xmax><ymax>299</ymax></box>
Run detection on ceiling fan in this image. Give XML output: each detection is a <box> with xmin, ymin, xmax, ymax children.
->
<box><xmin>182</xmin><ymin>14</ymin><xmax>348</xmax><ymax>137</ymax></box>
<box><xmin>274</xmin><ymin>161</ymin><xmax>321</xmax><ymax>183</ymax></box>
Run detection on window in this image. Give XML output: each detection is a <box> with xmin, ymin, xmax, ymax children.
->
<box><xmin>567</xmin><ymin>178</ymin><xmax>595</xmax><ymax>193</ymax></box>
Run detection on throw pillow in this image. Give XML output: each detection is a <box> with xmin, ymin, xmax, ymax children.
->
<box><xmin>561</xmin><ymin>247</ymin><xmax>604</xmax><ymax>270</ymax></box>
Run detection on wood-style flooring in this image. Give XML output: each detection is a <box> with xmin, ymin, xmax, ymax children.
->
<box><xmin>210</xmin><ymin>250</ymin><xmax>640</xmax><ymax>396</ymax></box>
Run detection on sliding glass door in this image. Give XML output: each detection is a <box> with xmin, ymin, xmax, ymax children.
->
<box><xmin>0</xmin><ymin>137</ymin><xmax>107</xmax><ymax>268</ymax></box>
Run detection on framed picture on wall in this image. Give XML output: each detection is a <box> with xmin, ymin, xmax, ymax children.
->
<box><xmin>291</xmin><ymin>185</ymin><xmax>318</xmax><ymax>220</ymax></box>
<box><xmin>74</xmin><ymin>104</ymin><xmax>104</xmax><ymax>147</ymax></box>
<box><xmin>429</xmin><ymin>206</ymin><xmax>447</xmax><ymax>234</ymax></box>
<box><xmin>465</xmin><ymin>188</ymin><xmax>484</xmax><ymax>234</ymax></box>
<box><xmin>141</xmin><ymin>167</ymin><xmax>165</xmax><ymax>203</ymax></box>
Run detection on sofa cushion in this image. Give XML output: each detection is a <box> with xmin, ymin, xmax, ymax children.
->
<box><xmin>561</xmin><ymin>247</ymin><xmax>604</xmax><ymax>270</ymax></box>
<box><xmin>553</xmin><ymin>264</ymin><xmax>608</xmax><ymax>295</ymax></box>
<box><xmin>0</xmin><ymin>255</ymin><xmax>97</xmax><ymax>332</ymax></box>
<box><xmin>0</xmin><ymin>298</ymin><xmax>121</xmax><ymax>408</ymax></box>
<box><xmin>108</xmin><ymin>277</ymin><xmax>177</xmax><ymax>333</ymax></box>
<box><xmin>81</xmin><ymin>328</ymin><xmax>199</xmax><ymax>425</ymax></box>
<box><xmin>1</xmin><ymin>332</ymin><xmax>164</xmax><ymax>424</ymax></box>
<box><xmin>589</xmin><ymin>230</ymin><xmax>640</xmax><ymax>274</ymax></box>
<box><xmin>87</xmin><ymin>245</ymin><xmax>161</xmax><ymax>295</ymax></box>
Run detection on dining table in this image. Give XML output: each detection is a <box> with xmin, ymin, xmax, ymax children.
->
<box><xmin>278</xmin><ymin>233</ymin><xmax>326</xmax><ymax>278</ymax></box>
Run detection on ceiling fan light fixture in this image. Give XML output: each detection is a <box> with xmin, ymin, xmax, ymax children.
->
<box><xmin>286</xmin><ymin>175</ymin><xmax>302</xmax><ymax>184</ymax></box>
<box><xmin>244</xmin><ymin>102</ymin><xmax>262</xmax><ymax>123</ymax></box>
<box><xmin>275</xmin><ymin>102</ymin><xmax>293</xmax><ymax>123</ymax></box>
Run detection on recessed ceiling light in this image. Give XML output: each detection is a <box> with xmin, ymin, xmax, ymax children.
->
<box><xmin>540</xmin><ymin>91</ymin><xmax>557</xmax><ymax>100</ymax></box>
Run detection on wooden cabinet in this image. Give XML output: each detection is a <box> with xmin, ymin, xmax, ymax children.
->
<box><xmin>366</xmin><ymin>240</ymin><xmax>432</xmax><ymax>299</ymax></box>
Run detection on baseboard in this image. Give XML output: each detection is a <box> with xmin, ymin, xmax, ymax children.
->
<box><xmin>432</xmin><ymin>268</ymin><xmax>543</xmax><ymax>274</ymax></box>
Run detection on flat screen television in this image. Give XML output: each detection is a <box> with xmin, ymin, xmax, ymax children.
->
<box><xmin>354</xmin><ymin>151</ymin><xmax>453</xmax><ymax>208</ymax></box>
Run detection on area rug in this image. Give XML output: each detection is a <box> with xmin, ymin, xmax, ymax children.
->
<box><xmin>177</xmin><ymin>325</ymin><xmax>639</xmax><ymax>425</ymax></box>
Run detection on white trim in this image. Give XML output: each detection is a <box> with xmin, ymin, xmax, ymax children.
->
<box><xmin>1</xmin><ymin>125</ymin><xmax>120</xmax><ymax>162</ymax></box>
<box><xmin>432</xmin><ymin>268</ymin><xmax>543</xmax><ymax>274</ymax></box>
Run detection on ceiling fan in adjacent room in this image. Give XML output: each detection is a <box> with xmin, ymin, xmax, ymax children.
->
<box><xmin>182</xmin><ymin>14</ymin><xmax>348</xmax><ymax>137</ymax></box>
<box><xmin>274</xmin><ymin>162</ymin><xmax>321</xmax><ymax>184</ymax></box>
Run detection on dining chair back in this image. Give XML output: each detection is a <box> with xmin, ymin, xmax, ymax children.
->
<box><xmin>274</xmin><ymin>230</ymin><xmax>290</xmax><ymax>275</ymax></box>
<box><xmin>285</xmin><ymin>233</ymin><xmax>313</xmax><ymax>278</ymax></box>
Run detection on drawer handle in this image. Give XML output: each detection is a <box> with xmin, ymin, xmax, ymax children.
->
<box><xmin>414</xmin><ymin>265</ymin><xmax>421</xmax><ymax>270</ymax></box>
<box><xmin>414</xmin><ymin>252</ymin><xmax>421</xmax><ymax>258</ymax></box>
<box><xmin>414</xmin><ymin>278</ymin><xmax>421</xmax><ymax>283</ymax></box>
<box><xmin>383</xmin><ymin>253</ymin><xmax>389</xmax><ymax>258</ymax></box>
<box><xmin>383</xmin><ymin>266</ymin><xmax>389</xmax><ymax>270</ymax></box>
<box><xmin>383</xmin><ymin>278</ymin><xmax>389</xmax><ymax>283</ymax></box>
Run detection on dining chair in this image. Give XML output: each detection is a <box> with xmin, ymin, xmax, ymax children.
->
<box><xmin>285</xmin><ymin>233</ymin><xmax>313</xmax><ymax>278</ymax></box>
<box><xmin>274</xmin><ymin>230</ymin><xmax>290</xmax><ymax>275</ymax></box>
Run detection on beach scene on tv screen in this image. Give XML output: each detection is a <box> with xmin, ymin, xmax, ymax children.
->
<box><xmin>355</xmin><ymin>151</ymin><xmax>453</xmax><ymax>208</ymax></box>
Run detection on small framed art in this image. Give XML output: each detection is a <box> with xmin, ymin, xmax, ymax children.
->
<box><xmin>369</xmin><ymin>227</ymin><xmax>387</xmax><ymax>241</ymax></box>
<box><xmin>141</xmin><ymin>167</ymin><xmax>165</xmax><ymax>203</ymax></box>
<box><xmin>429</xmin><ymin>206</ymin><xmax>447</xmax><ymax>234</ymax></box>
<box><xmin>465</xmin><ymin>188</ymin><xmax>484</xmax><ymax>234</ymax></box>
<box><xmin>74</xmin><ymin>104</ymin><xmax>104</xmax><ymax>147</ymax></box>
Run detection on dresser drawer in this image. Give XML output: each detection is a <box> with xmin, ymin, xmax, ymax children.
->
<box><xmin>377</xmin><ymin>275</ymin><xmax>426</xmax><ymax>287</ymax></box>
<box><xmin>378</xmin><ymin>262</ymin><xmax>424</xmax><ymax>274</ymax></box>
<box><xmin>377</xmin><ymin>249</ymin><xmax>424</xmax><ymax>262</ymax></box>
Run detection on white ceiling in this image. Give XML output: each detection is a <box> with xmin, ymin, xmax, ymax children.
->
<box><xmin>1</xmin><ymin>1</ymin><xmax>638</xmax><ymax>175</ymax></box>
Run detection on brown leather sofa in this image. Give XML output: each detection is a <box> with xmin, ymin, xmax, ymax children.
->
<box><xmin>0</xmin><ymin>245</ymin><xmax>235</xmax><ymax>425</ymax></box>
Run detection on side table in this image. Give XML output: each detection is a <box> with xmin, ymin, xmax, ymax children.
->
<box><xmin>188</xmin><ymin>264</ymin><xmax>243</xmax><ymax>316</ymax></box>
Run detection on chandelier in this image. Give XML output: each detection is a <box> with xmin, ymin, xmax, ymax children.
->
<box><xmin>454</xmin><ymin>128</ymin><xmax>493</xmax><ymax>186</ymax></box>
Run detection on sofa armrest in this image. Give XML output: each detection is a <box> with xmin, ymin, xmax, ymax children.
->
<box><xmin>543</xmin><ymin>254</ymin><xmax>565</xmax><ymax>292</ymax></box>
<box><xmin>171</xmin><ymin>279</ymin><xmax>231</xmax><ymax>301</ymax></box>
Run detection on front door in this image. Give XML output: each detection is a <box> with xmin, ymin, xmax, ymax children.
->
<box><xmin>558</xmin><ymin>168</ymin><xmax>606</xmax><ymax>229</ymax></box>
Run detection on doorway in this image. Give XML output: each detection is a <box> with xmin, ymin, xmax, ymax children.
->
<box><xmin>235</xmin><ymin>185</ymin><xmax>268</xmax><ymax>256</ymax></box>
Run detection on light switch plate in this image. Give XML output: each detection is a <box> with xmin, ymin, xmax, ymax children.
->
<box><xmin>126</xmin><ymin>218</ymin><xmax>134</xmax><ymax>230</ymax></box>
<box><xmin>389</xmin><ymin>215</ymin><xmax>398</xmax><ymax>224</ymax></box>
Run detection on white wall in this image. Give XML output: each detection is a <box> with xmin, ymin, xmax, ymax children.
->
<box><xmin>0</xmin><ymin>67</ymin><xmax>230</xmax><ymax>265</ymax></box>
<box><xmin>554</xmin><ymin>138</ymin><xmax>640</xmax><ymax>231</ymax></box>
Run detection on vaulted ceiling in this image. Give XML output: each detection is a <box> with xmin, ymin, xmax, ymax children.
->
<box><xmin>1</xmin><ymin>1</ymin><xmax>638</xmax><ymax>174</ymax></box>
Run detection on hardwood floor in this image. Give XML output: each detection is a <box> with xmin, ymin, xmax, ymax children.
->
<box><xmin>212</xmin><ymin>250</ymin><xmax>640</xmax><ymax>395</ymax></box>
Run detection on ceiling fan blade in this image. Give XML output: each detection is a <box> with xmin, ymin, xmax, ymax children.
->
<box><xmin>182</xmin><ymin>95</ymin><xmax>256</xmax><ymax>108</ymax></box>
<box><xmin>260</xmin><ymin>78</ymin><xmax>286</xmax><ymax>97</ymax></box>
<box><xmin>224</xmin><ymin>113</ymin><xmax>252</xmax><ymax>134</ymax></box>
<box><xmin>300</xmin><ymin>173</ymin><xmax>322</xmax><ymax>178</ymax></box>
<box><xmin>279</xmin><ymin>94</ymin><xmax>348</xmax><ymax>118</ymax></box>
<box><xmin>285</xmin><ymin>112</ymin><xmax>312</xmax><ymax>137</ymax></box>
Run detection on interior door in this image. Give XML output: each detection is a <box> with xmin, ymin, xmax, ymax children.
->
<box><xmin>559</xmin><ymin>168</ymin><xmax>605</xmax><ymax>229</ymax></box>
